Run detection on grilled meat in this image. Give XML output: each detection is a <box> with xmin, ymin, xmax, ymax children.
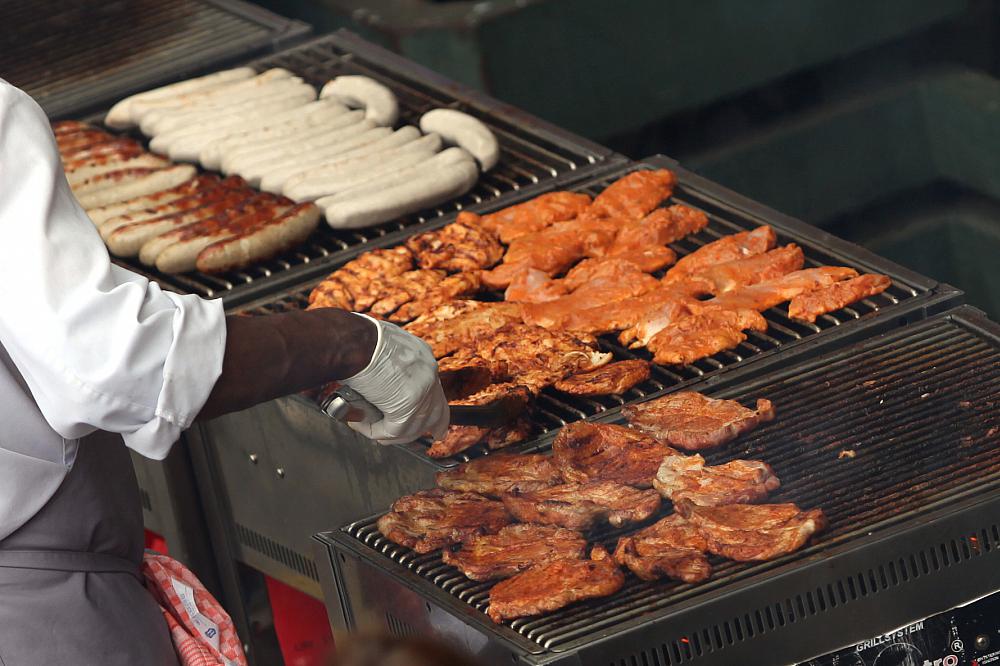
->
<box><xmin>709</xmin><ymin>267</ymin><xmax>858</xmax><ymax>312</ymax></box>
<box><xmin>613</xmin><ymin>514</ymin><xmax>710</xmax><ymax>582</ymax></box>
<box><xmin>389</xmin><ymin>271</ymin><xmax>483</xmax><ymax>323</ymax></box>
<box><xmin>664</xmin><ymin>226</ymin><xmax>777</xmax><ymax>283</ymax></box>
<box><xmin>566</xmin><ymin>289</ymin><xmax>698</xmax><ymax>338</ymax></box>
<box><xmin>552</xmin><ymin>421</ymin><xmax>678</xmax><ymax>488</ymax></box>
<box><xmin>623</xmin><ymin>392</ymin><xmax>775</xmax><ymax>451</ymax></box>
<box><xmin>504</xmin><ymin>268</ymin><xmax>569</xmax><ymax>304</ymax></box>
<box><xmin>465</xmin><ymin>192</ymin><xmax>593</xmax><ymax>244</ymax></box>
<box><xmin>502</xmin><ymin>481</ymin><xmax>661</xmax><ymax>530</ymax></box>
<box><xmin>521</xmin><ymin>261</ymin><xmax>660</xmax><ymax>330</ymax></box>
<box><xmin>603</xmin><ymin>245</ymin><xmax>678</xmax><ymax>274</ymax></box>
<box><xmin>436</xmin><ymin>454</ymin><xmax>563</xmax><ymax>497</ymax></box>
<box><xmin>377</xmin><ymin>489</ymin><xmax>511</xmax><ymax>554</ymax></box>
<box><xmin>405</xmin><ymin>220</ymin><xmax>504</xmax><ymax>273</ymax></box>
<box><xmin>653</xmin><ymin>454</ymin><xmax>780</xmax><ymax>506</ymax></box>
<box><xmin>589</xmin><ymin>169</ymin><xmax>676</xmax><ymax>220</ymax></box>
<box><xmin>437</xmin><ymin>355</ymin><xmax>498</xmax><ymax>400</ymax></box>
<box><xmin>608</xmin><ymin>204</ymin><xmax>709</xmax><ymax>255</ymax></box>
<box><xmin>443</xmin><ymin>324</ymin><xmax>610</xmax><ymax>394</ymax></box>
<box><xmin>427</xmin><ymin>384</ymin><xmax>534</xmax><ymax>457</ymax></box>
<box><xmin>681</xmin><ymin>244</ymin><xmax>804</xmax><ymax>296</ymax></box>
<box><xmin>405</xmin><ymin>301</ymin><xmax>524</xmax><ymax>358</ymax></box>
<box><xmin>308</xmin><ymin>246</ymin><xmax>414</xmax><ymax>311</ymax></box>
<box><xmin>553</xmin><ymin>360</ymin><xmax>651</xmax><ymax>397</ymax></box>
<box><xmin>443</xmin><ymin>524</ymin><xmax>588</xmax><ymax>581</ymax></box>
<box><xmin>368</xmin><ymin>269</ymin><xmax>446</xmax><ymax>318</ymax></box>
<box><xmin>616</xmin><ymin>292</ymin><xmax>704</xmax><ymax>347</ymax></box>
<box><xmin>678</xmin><ymin>500</ymin><xmax>827</xmax><ymax>561</ymax></box>
<box><xmin>427</xmin><ymin>390</ymin><xmax>534</xmax><ymax>458</ymax></box>
<box><xmin>788</xmin><ymin>273</ymin><xmax>892</xmax><ymax>323</ymax></box>
<box><xmin>645</xmin><ymin>307</ymin><xmax>768</xmax><ymax>365</ymax></box>
<box><xmin>482</xmin><ymin>216</ymin><xmax>620</xmax><ymax>289</ymax></box>
<box><xmin>428</xmin><ymin>426</ymin><xmax>492</xmax><ymax>459</ymax></box>
<box><xmin>486</xmin><ymin>545</ymin><xmax>624</xmax><ymax>622</ymax></box>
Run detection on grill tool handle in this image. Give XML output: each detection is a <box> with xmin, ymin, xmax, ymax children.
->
<box><xmin>321</xmin><ymin>386</ymin><xmax>384</xmax><ymax>424</ymax></box>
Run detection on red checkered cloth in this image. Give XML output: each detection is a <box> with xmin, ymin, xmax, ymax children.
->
<box><xmin>142</xmin><ymin>551</ymin><xmax>248</xmax><ymax>666</ymax></box>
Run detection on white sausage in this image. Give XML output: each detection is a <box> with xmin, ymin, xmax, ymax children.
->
<box><xmin>220</xmin><ymin>111</ymin><xmax>368</xmax><ymax>174</ymax></box>
<box><xmin>250</xmin><ymin>126</ymin><xmax>396</xmax><ymax>190</ymax></box>
<box><xmin>141</xmin><ymin>76</ymin><xmax>306</xmax><ymax>136</ymax></box>
<box><xmin>78</xmin><ymin>165</ymin><xmax>197</xmax><ymax>210</ymax></box>
<box><xmin>148</xmin><ymin>80</ymin><xmax>313</xmax><ymax>140</ymax></box>
<box><xmin>149</xmin><ymin>83</ymin><xmax>317</xmax><ymax>150</ymax></box>
<box><xmin>318</xmin><ymin>152</ymin><xmax>478</xmax><ymax>229</ymax></box>
<box><xmin>161</xmin><ymin>91</ymin><xmax>319</xmax><ymax>161</ymax></box>
<box><xmin>132</xmin><ymin>69</ymin><xmax>293</xmax><ymax>129</ymax></box>
<box><xmin>257</xmin><ymin>126</ymin><xmax>417</xmax><ymax>193</ymax></box>
<box><xmin>199</xmin><ymin>99</ymin><xmax>348</xmax><ymax>169</ymax></box>
<box><xmin>320</xmin><ymin>76</ymin><xmax>399</xmax><ymax>126</ymax></box>
<box><xmin>105</xmin><ymin>67</ymin><xmax>255</xmax><ymax>129</ymax></box>
<box><xmin>282</xmin><ymin>134</ymin><xmax>442</xmax><ymax>202</ymax></box>
<box><xmin>228</xmin><ymin>118</ymin><xmax>377</xmax><ymax>179</ymax></box>
<box><xmin>419</xmin><ymin>108</ymin><xmax>500</xmax><ymax>171</ymax></box>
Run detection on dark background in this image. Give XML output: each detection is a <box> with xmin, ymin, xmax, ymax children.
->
<box><xmin>249</xmin><ymin>0</ymin><xmax>1000</xmax><ymax>318</ymax></box>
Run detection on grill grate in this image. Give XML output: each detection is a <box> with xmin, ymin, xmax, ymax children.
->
<box><xmin>238</xmin><ymin>160</ymin><xmax>933</xmax><ymax>465</ymax></box>
<box><xmin>108</xmin><ymin>32</ymin><xmax>610</xmax><ymax>305</ymax></box>
<box><xmin>1</xmin><ymin>0</ymin><xmax>307</xmax><ymax>119</ymax></box>
<box><xmin>340</xmin><ymin>309</ymin><xmax>1000</xmax><ymax>654</ymax></box>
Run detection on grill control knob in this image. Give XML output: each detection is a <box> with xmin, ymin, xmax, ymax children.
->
<box><xmin>976</xmin><ymin>634</ymin><xmax>990</xmax><ymax>650</ymax></box>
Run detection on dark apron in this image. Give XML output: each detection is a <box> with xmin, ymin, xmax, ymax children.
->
<box><xmin>0</xmin><ymin>431</ymin><xmax>178</xmax><ymax>666</ymax></box>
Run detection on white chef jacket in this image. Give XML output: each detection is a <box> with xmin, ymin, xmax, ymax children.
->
<box><xmin>0</xmin><ymin>80</ymin><xmax>226</xmax><ymax>541</ymax></box>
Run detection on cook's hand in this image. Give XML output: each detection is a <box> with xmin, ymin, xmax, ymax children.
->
<box><xmin>342</xmin><ymin>314</ymin><xmax>450</xmax><ymax>444</ymax></box>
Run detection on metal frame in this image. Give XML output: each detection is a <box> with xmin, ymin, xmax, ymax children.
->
<box><xmin>12</xmin><ymin>0</ymin><xmax>310</xmax><ymax>120</ymax></box>
<box><xmin>316</xmin><ymin>305</ymin><xmax>1000</xmax><ymax>665</ymax></box>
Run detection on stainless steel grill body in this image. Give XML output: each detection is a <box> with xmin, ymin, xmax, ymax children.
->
<box><xmin>317</xmin><ymin>305</ymin><xmax>1000</xmax><ymax>666</ymax></box>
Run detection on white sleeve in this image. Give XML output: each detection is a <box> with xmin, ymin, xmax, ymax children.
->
<box><xmin>0</xmin><ymin>81</ymin><xmax>227</xmax><ymax>460</ymax></box>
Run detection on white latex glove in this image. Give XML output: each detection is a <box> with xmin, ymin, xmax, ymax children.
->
<box><xmin>343</xmin><ymin>313</ymin><xmax>450</xmax><ymax>444</ymax></box>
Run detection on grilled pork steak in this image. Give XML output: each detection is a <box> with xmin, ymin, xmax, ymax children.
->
<box><xmin>552</xmin><ymin>422</ymin><xmax>678</xmax><ymax>488</ymax></box>
<box><xmin>443</xmin><ymin>524</ymin><xmax>587</xmax><ymax>581</ymax></box>
<box><xmin>553</xmin><ymin>360</ymin><xmax>651</xmax><ymax>397</ymax></box>
<box><xmin>678</xmin><ymin>500</ymin><xmax>827</xmax><ymax>561</ymax></box>
<box><xmin>502</xmin><ymin>481</ymin><xmax>661</xmax><ymax>530</ymax></box>
<box><xmin>653</xmin><ymin>454</ymin><xmax>780</xmax><ymax>506</ymax></box>
<box><xmin>613</xmin><ymin>513</ymin><xmax>710</xmax><ymax>582</ymax></box>
<box><xmin>436</xmin><ymin>454</ymin><xmax>563</xmax><ymax>497</ymax></box>
<box><xmin>377</xmin><ymin>489</ymin><xmax>511</xmax><ymax>553</ymax></box>
<box><xmin>486</xmin><ymin>545</ymin><xmax>624</xmax><ymax>622</ymax></box>
<box><xmin>623</xmin><ymin>392</ymin><xmax>775</xmax><ymax>451</ymax></box>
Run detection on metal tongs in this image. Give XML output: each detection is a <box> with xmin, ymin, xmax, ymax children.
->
<box><xmin>321</xmin><ymin>386</ymin><xmax>528</xmax><ymax>428</ymax></box>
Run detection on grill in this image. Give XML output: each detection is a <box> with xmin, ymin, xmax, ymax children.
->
<box><xmin>238</xmin><ymin>155</ymin><xmax>958</xmax><ymax>465</ymax></box>
<box><xmin>317</xmin><ymin>305</ymin><xmax>1000</xmax><ymax>665</ymax></box>
<box><xmin>104</xmin><ymin>30</ymin><xmax>615</xmax><ymax>308</ymax></box>
<box><xmin>1</xmin><ymin>0</ymin><xmax>309</xmax><ymax>119</ymax></box>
